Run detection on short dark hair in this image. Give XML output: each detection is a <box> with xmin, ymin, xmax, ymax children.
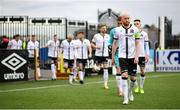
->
<box><xmin>77</xmin><ymin>31</ymin><xmax>84</xmax><ymax>34</ymax></box>
<box><xmin>98</xmin><ymin>24</ymin><xmax>107</xmax><ymax>29</ymax></box>
<box><xmin>134</xmin><ymin>19</ymin><xmax>141</xmax><ymax>22</ymax></box>
<box><xmin>13</xmin><ymin>34</ymin><xmax>20</xmax><ymax>38</ymax></box>
<box><xmin>32</xmin><ymin>35</ymin><xmax>36</xmax><ymax>37</ymax></box>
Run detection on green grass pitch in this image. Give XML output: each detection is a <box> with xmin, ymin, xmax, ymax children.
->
<box><xmin>0</xmin><ymin>72</ymin><xmax>180</xmax><ymax>109</ymax></box>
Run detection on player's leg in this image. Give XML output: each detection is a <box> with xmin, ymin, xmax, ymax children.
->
<box><xmin>37</xmin><ymin>58</ymin><xmax>41</xmax><ymax>77</ymax></box>
<box><xmin>69</xmin><ymin>60</ymin><xmax>74</xmax><ymax>84</ymax></box>
<box><xmin>63</xmin><ymin>59</ymin><xmax>68</xmax><ymax>74</ymax></box>
<box><xmin>103</xmin><ymin>58</ymin><xmax>109</xmax><ymax>89</ymax></box>
<box><xmin>64</xmin><ymin>59</ymin><xmax>72</xmax><ymax>84</ymax></box>
<box><xmin>134</xmin><ymin>57</ymin><xmax>141</xmax><ymax>93</ymax></box>
<box><xmin>50</xmin><ymin>57</ymin><xmax>56</xmax><ymax>80</ymax></box>
<box><xmin>129</xmin><ymin>59</ymin><xmax>137</xmax><ymax>101</ymax></box>
<box><xmin>73</xmin><ymin>59</ymin><xmax>78</xmax><ymax>82</ymax></box>
<box><xmin>134</xmin><ymin>79</ymin><xmax>139</xmax><ymax>93</ymax></box>
<box><xmin>81</xmin><ymin>60</ymin><xmax>87</xmax><ymax>84</ymax></box>
<box><xmin>121</xmin><ymin>72</ymin><xmax>129</xmax><ymax>104</ymax></box>
<box><xmin>115</xmin><ymin>55</ymin><xmax>122</xmax><ymax>96</ymax></box>
<box><xmin>119</xmin><ymin>58</ymin><xmax>129</xmax><ymax>104</ymax></box>
<box><xmin>139</xmin><ymin>57</ymin><xmax>146</xmax><ymax>94</ymax></box>
<box><xmin>78</xmin><ymin>60</ymin><xmax>84</xmax><ymax>84</ymax></box>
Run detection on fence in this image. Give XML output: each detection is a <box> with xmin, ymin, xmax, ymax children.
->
<box><xmin>0</xmin><ymin>16</ymin><xmax>97</xmax><ymax>45</ymax></box>
<box><xmin>0</xmin><ymin>16</ymin><xmax>97</xmax><ymax>70</ymax></box>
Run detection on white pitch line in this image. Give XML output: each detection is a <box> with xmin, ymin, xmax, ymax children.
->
<box><xmin>0</xmin><ymin>74</ymin><xmax>179</xmax><ymax>93</ymax></box>
<box><xmin>0</xmin><ymin>81</ymin><xmax>105</xmax><ymax>93</ymax></box>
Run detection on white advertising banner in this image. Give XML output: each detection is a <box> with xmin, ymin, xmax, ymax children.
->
<box><xmin>156</xmin><ymin>49</ymin><xmax>180</xmax><ymax>72</ymax></box>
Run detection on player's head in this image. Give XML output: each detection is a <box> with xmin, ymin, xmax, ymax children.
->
<box><xmin>98</xmin><ymin>24</ymin><xmax>107</xmax><ymax>34</ymax></box>
<box><xmin>117</xmin><ymin>16</ymin><xmax>122</xmax><ymax>27</ymax></box>
<box><xmin>14</xmin><ymin>34</ymin><xmax>20</xmax><ymax>41</ymax></box>
<box><xmin>53</xmin><ymin>34</ymin><xmax>58</xmax><ymax>42</ymax></box>
<box><xmin>67</xmin><ymin>34</ymin><xmax>74</xmax><ymax>41</ymax></box>
<box><xmin>121</xmin><ymin>11</ymin><xmax>131</xmax><ymax>27</ymax></box>
<box><xmin>31</xmin><ymin>35</ymin><xmax>36</xmax><ymax>42</ymax></box>
<box><xmin>77</xmin><ymin>31</ymin><xmax>85</xmax><ymax>39</ymax></box>
<box><xmin>134</xmin><ymin>19</ymin><xmax>141</xmax><ymax>29</ymax></box>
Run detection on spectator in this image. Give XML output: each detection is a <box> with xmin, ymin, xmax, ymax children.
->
<box><xmin>0</xmin><ymin>35</ymin><xmax>9</xmax><ymax>49</ymax></box>
<box><xmin>7</xmin><ymin>34</ymin><xmax>22</xmax><ymax>49</ymax></box>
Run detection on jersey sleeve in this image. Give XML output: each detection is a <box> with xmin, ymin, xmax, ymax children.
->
<box><xmin>47</xmin><ymin>40</ymin><xmax>52</xmax><ymax>47</ymax></box>
<box><xmin>144</xmin><ymin>32</ymin><xmax>150</xmax><ymax>55</ymax></box>
<box><xmin>87</xmin><ymin>40</ymin><xmax>91</xmax><ymax>46</ymax></box>
<box><xmin>37</xmin><ymin>42</ymin><xmax>40</xmax><ymax>48</ymax></box>
<box><xmin>92</xmin><ymin>34</ymin><xmax>97</xmax><ymax>43</ymax></box>
<box><xmin>114</xmin><ymin>28</ymin><xmax>119</xmax><ymax>40</ymax></box>
<box><xmin>60</xmin><ymin>40</ymin><xmax>64</xmax><ymax>48</ymax></box>
<box><xmin>108</xmin><ymin>29</ymin><xmax>115</xmax><ymax>46</ymax></box>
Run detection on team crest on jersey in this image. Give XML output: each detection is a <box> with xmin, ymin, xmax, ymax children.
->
<box><xmin>130</xmin><ymin>29</ymin><xmax>134</xmax><ymax>33</ymax></box>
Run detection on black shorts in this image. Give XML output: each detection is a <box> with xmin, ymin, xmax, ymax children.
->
<box><xmin>119</xmin><ymin>58</ymin><xmax>137</xmax><ymax>76</ymax></box>
<box><xmin>138</xmin><ymin>57</ymin><xmax>145</xmax><ymax>67</ymax></box>
<box><xmin>95</xmin><ymin>56</ymin><xmax>108</xmax><ymax>64</ymax></box>
<box><xmin>49</xmin><ymin>57</ymin><xmax>57</xmax><ymax>64</ymax></box>
<box><xmin>77</xmin><ymin>59</ymin><xmax>87</xmax><ymax>67</ymax></box>
<box><xmin>64</xmin><ymin>59</ymin><xmax>74</xmax><ymax>68</ymax></box>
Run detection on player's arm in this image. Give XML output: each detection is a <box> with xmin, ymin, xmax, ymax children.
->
<box><xmin>135</xmin><ymin>32</ymin><xmax>141</xmax><ymax>64</ymax></box>
<box><xmin>112</xmin><ymin>40</ymin><xmax>118</xmax><ymax>64</ymax></box>
<box><xmin>73</xmin><ymin>44</ymin><xmax>77</xmax><ymax>59</ymax></box>
<box><xmin>144</xmin><ymin>33</ymin><xmax>150</xmax><ymax>62</ymax></box>
<box><xmin>109</xmin><ymin>29</ymin><xmax>114</xmax><ymax>46</ymax></box>
<box><xmin>88</xmin><ymin>41</ymin><xmax>92</xmax><ymax>58</ymax></box>
<box><xmin>112</xmin><ymin>29</ymin><xmax>118</xmax><ymax>64</ymax></box>
<box><xmin>59</xmin><ymin>41</ymin><xmax>64</xmax><ymax>54</ymax></box>
<box><xmin>44</xmin><ymin>41</ymin><xmax>51</xmax><ymax>48</ymax></box>
<box><xmin>44</xmin><ymin>44</ymin><xmax>49</xmax><ymax>48</ymax></box>
<box><xmin>91</xmin><ymin>35</ymin><xmax>100</xmax><ymax>49</ymax></box>
<box><xmin>91</xmin><ymin>42</ymin><xmax>97</xmax><ymax>49</ymax></box>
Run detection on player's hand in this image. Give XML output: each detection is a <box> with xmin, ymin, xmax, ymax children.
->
<box><xmin>134</xmin><ymin>57</ymin><xmax>139</xmax><ymax>64</ymax></box>
<box><xmin>88</xmin><ymin>54</ymin><xmax>92</xmax><ymax>58</ymax></box>
<box><xmin>145</xmin><ymin>54</ymin><xmax>150</xmax><ymax>62</ymax></box>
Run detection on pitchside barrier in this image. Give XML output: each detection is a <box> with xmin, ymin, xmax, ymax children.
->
<box><xmin>34</xmin><ymin>48</ymin><xmax>112</xmax><ymax>80</ymax></box>
<box><xmin>0</xmin><ymin>49</ymin><xmax>28</xmax><ymax>82</ymax></box>
<box><xmin>156</xmin><ymin>49</ymin><xmax>180</xmax><ymax>72</ymax></box>
<box><xmin>137</xmin><ymin>49</ymin><xmax>180</xmax><ymax>73</ymax></box>
<box><xmin>1</xmin><ymin>48</ymin><xmax>179</xmax><ymax>82</ymax></box>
